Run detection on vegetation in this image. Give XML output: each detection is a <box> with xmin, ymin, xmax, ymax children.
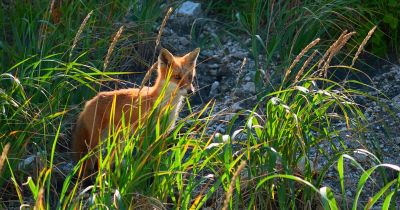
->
<box><xmin>1</xmin><ymin>0</ymin><xmax>399</xmax><ymax>209</ymax></box>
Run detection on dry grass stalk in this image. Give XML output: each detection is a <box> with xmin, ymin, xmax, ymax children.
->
<box><xmin>138</xmin><ymin>62</ymin><xmax>158</xmax><ymax>94</ymax></box>
<box><xmin>231</xmin><ymin>57</ymin><xmax>247</xmax><ymax>99</ymax></box>
<box><xmin>38</xmin><ymin>0</ymin><xmax>56</xmax><ymax>49</ymax></box>
<box><xmin>222</xmin><ymin>161</ymin><xmax>247</xmax><ymax>210</ymax></box>
<box><xmin>317</xmin><ymin>30</ymin><xmax>348</xmax><ymax>70</ymax></box>
<box><xmin>155</xmin><ymin>7</ymin><xmax>173</xmax><ymax>48</ymax></box>
<box><xmin>351</xmin><ymin>26</ymin><xmax>377</xmax><ymax>67</ymax></box>
<box><xmin>295</xmin><ymin>49</ymin><xmax>317</xmax><ymax>82</ymax></box>
<box><xmin>139</xmin><ymin>8</ymin><xmax>173</xmax><ymax>91</ymax></box>
<box><xmin>104</xmin><ymin>26</ymin><xmax>124</xmax><ymax>71</ymax></box>
<box><xmin>0</xmin><ymin>143</ymin><xmax>10</xmax><ymax>174</ymax></box>
<box><xmin>49</xmin><ymin>0</ymin><xmax>56</xmax><ymax>18</ymax></box>
<box><xmin>70</xmin><ymin>10</ymin><xmax>93</xmax><ymax>59</ymax></box>
<box><xmin>322</xmin><ymin>31</ymin><xmax>356</xmax><ymax>78</ymax></box>
<box><xmin>284</xmin><ymin>38</ymin><xmax>320</xmax><ymax>82</ymax></box>
<box><xmin>35</xmin><ymin>188</ymin><xmax>45</xmax><ymax>210</ymax></box>
<box><xmin>190</xmin><ymin>174</ymin><xmax>215</xmax><ymax>209</ymax></box>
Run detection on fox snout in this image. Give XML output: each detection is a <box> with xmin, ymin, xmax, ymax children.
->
<box><xmin>187</xmin><ymin>84</ymin><xmax>195</xmax><ymax>95</ymax></box>
<box><xmin>181</xmin><ymin>84</ymin><xmax>195</xmax><ymax>95</ymax></box>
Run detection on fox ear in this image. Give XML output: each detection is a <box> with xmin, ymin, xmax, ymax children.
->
<box><xmin>184</xmin><ymin>48</ymin><xmax>200</xmax><ymax>66</ymax></box>
<box><xmin>158</xmin><ymin>48</ymin><xmax>174</xmax><ymax>66</ymax></box>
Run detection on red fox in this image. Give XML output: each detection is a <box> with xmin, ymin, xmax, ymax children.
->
<box><xmin>71</xmin><ymin>48</ymin><xmax>200</xmax><ymax>177</ymax></box>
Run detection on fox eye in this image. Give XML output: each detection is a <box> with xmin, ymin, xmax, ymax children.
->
<box><xmin>173</xmin><ymin>75</ymin><xmax>182</xmax><ymax>80</ymax></box>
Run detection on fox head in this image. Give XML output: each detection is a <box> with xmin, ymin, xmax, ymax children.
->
<box><xmin>157</xmin><ymin>48</ymin><xmax>200</xmax><ymax>96</ymax></box>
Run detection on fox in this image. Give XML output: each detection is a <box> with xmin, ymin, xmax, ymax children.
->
<box><xmin>71</xmin><ymin>48</ymin><xmax>200</xmax><ymax>178</ymax></box>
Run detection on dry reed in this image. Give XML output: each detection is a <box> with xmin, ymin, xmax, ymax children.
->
<box><xmin>284</xmin><ymin>38</ymin><xmax>320</xmax><ymax>82</ymax></box>
<box><xmin>104</xmin><ymin>26</ymin><xmax>124</xmax><ymax>71</ymax></box>
<box><xmin>70</xmin><ymin>10</ymin><xmax>93</xmax><ymax>59</ymax></box>
<box><xmin>351</xmin><ymin>26</ymin><xmax>377</xmax><ymax>67</ymax></box>
<box><xmin>222</xmin><ymin>161</ymin><xmax>247</xmax><ymax>210</ymax></box>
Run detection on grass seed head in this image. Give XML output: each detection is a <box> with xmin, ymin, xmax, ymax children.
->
<box><xmin>351</xmin><ymin>26</ymin><xmax>377</xmax><ymax>67</ymax></box>
<box><xmin>104</xmin><ymin>26</ymin><xmax>124</xmax><ymax>71</ymax></box>
<box><xmin>284</xmin><ymin>38</ymin><xmax>320</xmax><ymax>82</ymax></box>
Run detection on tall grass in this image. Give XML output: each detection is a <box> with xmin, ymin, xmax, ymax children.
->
<box><xmin>203</xmin><ymin>0</ymin><xmax>393</xmax><ymax>88</ymax></box>
<box><xmin>1</xmin><ymin>0</ymin><xmax>399</xmax><ymax>209</ymax></box>
<box><xmin>0</xmin><ymin>0</ymin><xmax>165</xmax><ymax>207</ymax></box>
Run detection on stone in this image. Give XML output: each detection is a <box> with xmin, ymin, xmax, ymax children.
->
<box><xmin>392</xmin><ymin>94</ymin><xmax>400</xmax><ymax>105</ymax></box>
<box><xmin>177</xmin><ymin>36</ymin><xmax>190</xmax><ymax>46</ymax></box>
<box><xmin>169</xmin><ymin>1</ymin><xmax>202</xmax><ymax>34</ymax></box>
<box><xmin>242</xmin><ymin>82</ymin><xmax>256</xmax><ymax>94</ymax></box>
<box><xmin>174</xmin><ymin>1</ymin><xmax>202</xmax><ymax>17</ymax></box>
<box><xmin>209</xmin><ymin>81</ymin><xmax>220</xmax><ymax>96</ymax></box>
<box><xmin>209</xmin><ymin>69</ymin><xmax>218</xmax><ymax>76</ymax></box>
<box><xmin>208</xmin><ymin>63</ymin><xmax>219</xmax><ymax>69</ymax></box>
<box><xmin>231</xmin><ymin>102</ymin><xmax>243</xmax><ymax>112</ymax></box>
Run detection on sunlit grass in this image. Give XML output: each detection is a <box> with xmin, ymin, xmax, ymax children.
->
<box><xmin>1</xmin><ymin>1</ymin><xmax>399</xmax><ymax>209</ymax></box>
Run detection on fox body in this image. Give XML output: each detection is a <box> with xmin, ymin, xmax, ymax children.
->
<box><xmin>71</xmin><ymin>48</ymin><xmax>200</xmax><ymax>177</ymax></box>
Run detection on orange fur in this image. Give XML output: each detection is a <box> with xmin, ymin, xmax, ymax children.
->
<box><xmin>71</xmin><ymin>48</ymin><xmax>200</xmax><ymax>178</ymax></box>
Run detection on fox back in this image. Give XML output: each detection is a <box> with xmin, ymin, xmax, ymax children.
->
<box><xmin>71</xmin><ymin>48</ymin><xmax>200</xmax><ymax>177</ymax></box>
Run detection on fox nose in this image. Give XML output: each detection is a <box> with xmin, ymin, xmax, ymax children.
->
<box><xmin>187</xmin><ymin>85</ymin><xmax>195</xmax><ymax>95</ymax></box>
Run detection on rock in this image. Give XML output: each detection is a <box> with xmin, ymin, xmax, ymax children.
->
<box><xmin>242</xmin><ymin>82</ymin><xmax>256</xmax><ymax>94</ymax></box>
<box><xmin>231</xmin><ymin>102</ymin><xmax>243</xmax><ymax>112</ymax></box>
<box><xmin>174</xmin><ymin>1</ymin><xmax>202</xmax><ymax>17</ymax></box>
<box><xmin>177</xmin><ymin>36</ymin><xmax>190</xmax><ymax>46</ymax></box>
<box><xmin>209</xmin><ymin>81</ymin><xmax>220</xmax><ymax>96</ymax></box>
<box><xmin>209</xmin><ymin>69</ymin><xmax>218</xmax><ymax>76</ymax></box>
<box><xmin>169</xmin><ymin>1</ymin><xmax>202</xmax><ymax>34</ymax></box>
<box><xmin>207</xmin><ymin>63</ymin><xmax>219</xmax><ymax>69</ymax></box>
<box><xmin>225</xmin><ymin>114</ymin><xmax>234</xmax><ymax>121</ymax></box>
<box><xmin>392</xmin><ymin>94</ymin><xmax>400</xmax><ymax>105</ymax></box>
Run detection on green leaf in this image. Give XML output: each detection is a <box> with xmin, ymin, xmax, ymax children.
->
<box><xmin>382</xmin><ymin>191</ymin><xmax>395</xmax><ymax>210</ymax></box>
<box><xmin>320</xmin><ymin>187</ymin><xmax>338</xmax><ymax>210</ymax></box>
<box><xmin>364</xmin><ymin>179</ymin><xmax>397</xmax><ymax>209</ymax></box>
<box><xmin>24</xmin><ymin>177</ymin><xmax>38</xmax><ymax>200</ymax></box>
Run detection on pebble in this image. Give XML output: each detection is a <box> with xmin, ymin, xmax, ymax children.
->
<box><xmin>209</xmin><ymin>81</ymin><xmax>220</xmax><ymax>96</ymax></box>
<box><xmin>242</xmin><ymin>82</ymin><xmax>256</xmax><ymax>94</ymax></box>
<box><xmin>174</xmin><ymin>1</ymin><xmax>202</xmax><ymax>17</ymax></box>
<box><xmin>208</xmin><ymin>63</ymin><xmax>219</xmax><ymax>68</ymax></box>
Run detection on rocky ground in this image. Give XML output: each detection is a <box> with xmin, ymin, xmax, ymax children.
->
<box><xmin>161</xmin><ymin>1</ymin><xmax>400</xmax><ymax>208</ymax></box>
<box><xmin>161</xmin><ymin>1</ymin><xmax>261</xmax><ymax>135</ymax></box>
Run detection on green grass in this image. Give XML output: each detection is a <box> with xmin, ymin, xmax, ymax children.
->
<box><xmin>1</xmin><ymin>0</ymin><xmax>400</xmax><ymax>209</ymax></box>
<box><xmin>203</xmin><ymin>0</ymin><xmax>399</xmax><ymax>88</ymax></box>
